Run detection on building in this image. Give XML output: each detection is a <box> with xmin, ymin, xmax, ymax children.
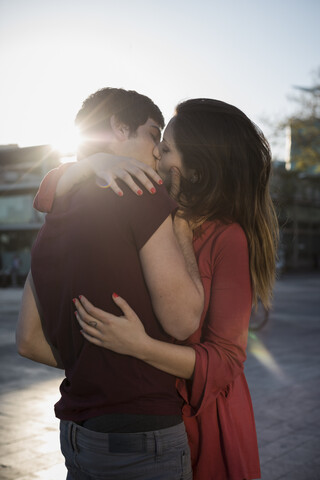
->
<box><xmin>271</xmin><ymin>161</ymin><xmax>320</xmax><ymax>271</ymax></box>
<box><xmin>0</xmin><ymin>145</ymin><xmax>61</xmax><ymax>286</ymax></box>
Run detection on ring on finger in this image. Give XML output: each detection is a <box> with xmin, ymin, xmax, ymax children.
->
<box><xmin>88</xmin><ymin>321</ymin><xmax>98</xmax><ymax>328</ymax></box>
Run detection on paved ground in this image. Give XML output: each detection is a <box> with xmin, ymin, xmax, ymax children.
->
<box><xmin>0</xmin><ymin>288</ymin><xmax>65</xmax><ymax>480</ymax></box>
<box><xmin>0</xmin><ymin>273</ymin><xmax>319</xmax><ymax>480</ymax></box>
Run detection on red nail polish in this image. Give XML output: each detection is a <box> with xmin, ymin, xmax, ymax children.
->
<box><xmin>112</xmin><ymin>292</ymin><xmax>119</xmax><ymax>298</ymax></box>
<box><xmin>79</xmin><ymin>295</ymin><xmax>83</xmax><ymax>300</ymax></box>
<box><xmin>158</xmin><ymin>179</ymin><xmax>163</xmax><ymax>185</ymax></box>
<box><xmin>150</xmin><ymin>187</ymin><xmax>156</xmax><ymax>194</ymax></box>
<box><xmin>72</xmin><ymin>298</ymin><xmax>76</xmax><ymax>304</ymax></box>
<box><xmin>118</xmin><ymin>191</ymin><xmax>123</xmax><ymax>197</ymax></box>
<box><xmin>137</xmin><ymin>189</ymin><xmax>143</xmax><ymax>196</ymax></box>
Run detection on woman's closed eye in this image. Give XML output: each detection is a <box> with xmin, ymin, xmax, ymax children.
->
<box><xmin>159</xmin><ymin>143</ymin><xmax>170</xmax><ymax>154</ymax></box>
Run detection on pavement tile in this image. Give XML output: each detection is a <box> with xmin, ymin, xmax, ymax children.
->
<box><xmin>282</xmin><ymin>440</ymin><xmax>320</xmax><ymax>466</ymax></box>
<box><xmin>0</xmin><ymin>370</ymin><xmax>65</xmax><ymax>479</ymax></box>
<box><xmin>3</xmin><ymin>450</ymin><xmax>63</xmax><ymax>478</ymax></box>
<box><xmin>261</xmin><ymin>451</ymin><xmax>320</xmax><ymax>480</ymax></box>
<box><xmin>260</xmin><ymin>458</ymin><xmax>295</xmax><ymax>480</ymax></box>
<box><xmin>277</xmin><ymin>465</ymin><xmax>320</xmax><ymax>480</ymax></box>
<box><xmin>259</xmin><ymin>432</ymin><xmax>318</xmax><ymax>465</ymax></box>
<box><xmin>30</xmin><ymin>431</ymin><xmax>61</xmax><ymax>455</ymax></box>
<box><xmin>0</xmin><ymin>465</ymin><xmax>20</xmax><ymax>480</ymax></box>
<box><xmin>256</xmin><ymin>422</ymin><xmax>295</xmax><ymax>447</ymax></box>
<box><xmin>288</xmin><ymin>415</ymin><xmax>320</xmax><ymax>432</ymax></box>
<box><xmin>1</xmin><ymin>435</ymin><xmax>48</xmax><ymax>457</ymax></box>
<box><xmin>15</xmin><ymin>462</ymin><xmax>66</xmax><ymax>480</ymax></box>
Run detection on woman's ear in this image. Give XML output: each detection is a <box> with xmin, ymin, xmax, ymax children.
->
<box><xmin>110</xmin><ymin>115</ymin><xmax>130</xmax><ymax>141</ymax></box>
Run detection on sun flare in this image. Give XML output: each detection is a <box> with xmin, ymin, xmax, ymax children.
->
<box><xmin>50</xmin><ymin>126</ymin><xmax>81</xmax><ymax>158</ymax></box>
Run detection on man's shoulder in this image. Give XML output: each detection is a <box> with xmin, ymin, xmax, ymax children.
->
<box><xmin>113</xmin><ymin>181</ymin><xmax>177</xmax><ymax>216</ymax></box>
<box><xmin>49</xmin><ymin>179</ymin><xmax>176</xmax><ymax>243</ymax></box>
<box><xmin>68</xmin><ymin>178</ymin><xmax>172</xmax><ymax>206</ymax></box>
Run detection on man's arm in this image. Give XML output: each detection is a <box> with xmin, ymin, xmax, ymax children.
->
<box><xmin>140</xmin><ymin>215</ymin><xmax>204</xmax><ymax>341</ymax></box>
<box><xmin>16</xmin><ymin>272</ymin><xmax>63</xmax><ymax>369</ymax></box>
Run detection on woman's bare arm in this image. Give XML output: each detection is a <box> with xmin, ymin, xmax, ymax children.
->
<box><xmin>74</xmin><ymin>294</ymin><xmax>196</xmax><ymax>379</ymax></box>
<box><xmin>56</xmin><ymin>154</ymin><xmax>163</xmax><ymax>198</ymax></box>
<box><xmin>139</xmin><ymin>215</ymin><xmax>203</xmax><ymax>339</ymax></box>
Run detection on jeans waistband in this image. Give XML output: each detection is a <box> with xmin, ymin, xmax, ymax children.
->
<box><xmin>79</xmin><ymin>413</ymin><xmax>182</xmax><ymax>433</ymax></box>
<box><xmin>60</xmin><ymin>420</ymin><xmax>186</xmax><ymax>454</ymax></box>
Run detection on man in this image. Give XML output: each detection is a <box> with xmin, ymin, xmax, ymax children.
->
<box><xmin>16</xmin><ymin>88</ymin><xmax>203</xmax><ymax>480</ymax></box>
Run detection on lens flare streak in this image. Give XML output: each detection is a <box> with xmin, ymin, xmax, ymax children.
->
<box><xmin>248</xmin><ymin>332</ymin><xmax>285</xmax><ymax>380</ymax></box>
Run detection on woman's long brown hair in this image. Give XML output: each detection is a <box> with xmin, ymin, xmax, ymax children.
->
<box><xmin>173</xmin><ymin>99</ymin><xmax>279</xmax><ymax>308</ymax></box>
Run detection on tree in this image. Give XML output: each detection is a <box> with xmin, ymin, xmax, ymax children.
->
<box><xmin>285</xmin><ymin>67</ymin><xmax>320</xmax><ymax>172</ymax></box>
<box><xmin>288</xmin><ymin>67</ymin><xmax>320</xmax><ymax>119</ymax></box>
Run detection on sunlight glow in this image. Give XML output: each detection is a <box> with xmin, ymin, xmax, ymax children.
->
<box><xmin>248</xmin><ymin>332</ymin><xmax>285</xmax><ymax>380</ymax></box>
<box><xmin>50</xmin><ymin>126</ymin><xmax>81</xmax><ymax>158</ymax></box>
<box><xmin>1</xmin><ymin>377</ymin><xmax>66</xmax><ymax>478</ymax></box>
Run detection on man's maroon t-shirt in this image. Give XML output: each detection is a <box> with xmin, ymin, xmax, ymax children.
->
<box><xmin>31</xmin><ymin>179</ymin><xmax>182</xmax><ymax>422</ymax></box>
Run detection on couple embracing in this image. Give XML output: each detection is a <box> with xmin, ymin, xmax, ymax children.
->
<box><xmin>17</xmin><ymin>87</ymin><xmax>278</xmax><ymax>480</ymax></box>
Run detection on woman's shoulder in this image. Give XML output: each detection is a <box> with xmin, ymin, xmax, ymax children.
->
<box><xmin>197</xmin><ymin>220</ymin><xmax>247</xmax><ymax>245</ymax></box>
<box><xmin>194</xmin><ymin>221</ymin><xmax>249</xmax><ymax>281</ymax></box>
<box><xmin>193</xmin><ymin>221</ymin><xmax>248</xmax><ymax>268</ymax></box>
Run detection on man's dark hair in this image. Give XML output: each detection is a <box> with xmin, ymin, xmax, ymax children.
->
<box><xmin>75</xmin><ymin>87</ymin><xmax>164</xmax><ymax>138</ymax></box>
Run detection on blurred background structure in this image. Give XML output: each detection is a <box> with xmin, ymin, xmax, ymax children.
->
<box><xmin>271</xmin><ymin>80</ymin><xmax>320</xmax><ymax>271</ymax></box>
<box><xmin>0</xmin><ymin>146</ymin><xmax>61</xmax><ymax>286</ymax></box>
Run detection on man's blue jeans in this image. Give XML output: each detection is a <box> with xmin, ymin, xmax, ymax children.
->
<box><xmin>60</xmin><ymin>420</ymin><xmax>193</xmax><ymax>480</ymax></box>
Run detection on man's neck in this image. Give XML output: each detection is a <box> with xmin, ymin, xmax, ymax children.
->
<box><xmin>77</xmin><ymin>144</ymin><xmax>113</xmax><ymax>162</ymax></box>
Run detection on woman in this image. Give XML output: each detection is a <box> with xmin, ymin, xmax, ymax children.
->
<box><xmin>35</xmin><ymin>98</ymin><xmax>278</xmax><ymax>480</ymax></box>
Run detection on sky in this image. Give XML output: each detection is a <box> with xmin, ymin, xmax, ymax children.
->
<box><xmin>0</xmin><ymin>0</ymin><xmax>319</xmax><ymax>159</ymax></box>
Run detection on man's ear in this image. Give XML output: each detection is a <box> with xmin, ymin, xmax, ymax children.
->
<box><xmin>110</xmin><ymin>115</ymin><xmax>130</xmax><ymax>141</ymax></box>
